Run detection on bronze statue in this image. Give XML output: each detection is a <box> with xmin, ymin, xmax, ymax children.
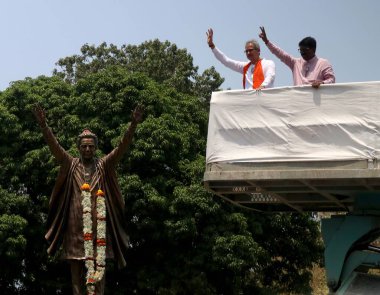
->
<box><xmin>33</xmin><ymin>104</ymin><xmax>144</xmax><ymax>294</ymax></box>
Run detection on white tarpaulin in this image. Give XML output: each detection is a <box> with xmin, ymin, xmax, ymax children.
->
<box><xmin>206</xmin><ymin>81</ymin><xmax>380</xmax><ymax>164</ymax></box>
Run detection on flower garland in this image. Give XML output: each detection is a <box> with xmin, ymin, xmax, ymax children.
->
<box><xmin>81</xmin><ymin>183</ymin><xmax>107</xmax><ymax>295</ymax></box>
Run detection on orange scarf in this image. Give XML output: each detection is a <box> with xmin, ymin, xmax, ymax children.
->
<box><xmin>243</xmin><ymin>59</ymin><xmax>264</xmax><ymax>89</ymax></box>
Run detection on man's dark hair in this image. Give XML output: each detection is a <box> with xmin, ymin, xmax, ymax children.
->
<box><xmin>299</xmin><ymin>37</ymin><xmax>317</xmax><ymax>51</ymax></box>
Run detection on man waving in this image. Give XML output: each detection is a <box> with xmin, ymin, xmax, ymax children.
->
<box><xmin>207</xmin><ymin>28</ymin><xmax>275</xmax><ymax>90</ymax></box>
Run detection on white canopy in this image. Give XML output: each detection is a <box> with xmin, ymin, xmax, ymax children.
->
<box><xmin>206</xmin><ymin>81</ymin><xmax>380</xmax><ymax>164</ymax></box>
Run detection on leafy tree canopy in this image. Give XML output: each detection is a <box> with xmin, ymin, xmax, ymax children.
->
<box><xmin>53</xmin><ymin>39</ymin><xmax>224</xmax><ymax>100</ymax></box>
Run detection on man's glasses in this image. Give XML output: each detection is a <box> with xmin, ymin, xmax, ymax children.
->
<box><xmin>298</xmin><ymin>47</ymin><xmax>310</xmax><ymax>53</ymax></box>
<box><xmin>244</xmin><ymin>48</ymin><xmax>257</xmax><ymax>54</ymax></box>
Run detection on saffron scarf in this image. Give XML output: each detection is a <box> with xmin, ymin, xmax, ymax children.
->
<box><xmin>243</xmin><ymin>59</ymin><xmax>264</xmax><ymax>89</ymax></box>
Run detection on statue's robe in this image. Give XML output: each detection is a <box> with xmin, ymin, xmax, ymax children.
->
<box><xmin>41</xmin><ymin>126</ymin><xmax>134</xmax><ymax>268</ymax></box>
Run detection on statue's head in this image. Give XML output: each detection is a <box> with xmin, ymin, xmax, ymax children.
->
<box><xmin>77</xmin><ymin>129</ymin><xmax>98</xmax><ymax>160</ymax></box>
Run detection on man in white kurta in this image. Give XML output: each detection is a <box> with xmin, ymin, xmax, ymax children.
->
<box><xmin>207</xmin><ymin>28</ymin><xmax>275</xmax><ymax>89</ymax></box>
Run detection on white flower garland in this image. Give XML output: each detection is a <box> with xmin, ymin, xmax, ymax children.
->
<box><xmin>81</xmin><ymin>183</ymin><xmax>107</xmax><ymax>295</ymax></box>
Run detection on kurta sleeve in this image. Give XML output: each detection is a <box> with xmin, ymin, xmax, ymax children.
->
<box><xmin>212</xmin><ymin>47</ymin><xmax>246</xmax><ymax>73</ymax></box>
<box><xmin>321</xmin><ymin>62</ymin><xmax>336</xmax><ymax>84</ymax></box>
<box><xmin>266</xmin><ymin>41</ymin><xmax>296</xmax><ymax>70</ymax></box>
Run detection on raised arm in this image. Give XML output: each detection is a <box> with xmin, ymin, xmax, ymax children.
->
<box><xmin>259</xmin><ymin>26</ymin><xmax>269</xmax><ymax>45</ymax></box>
<box><xmin>32</xmin><ymin>104</ymin><xmax>69</xmax><ymax>163</ymax></box>
<box><xmin>106</xmin><ymin>105</ymin><xmax>144</xmax><ymax>165</ymax></box>
<box><xmin>206</xmin><ymin>28</ymin><xmax>246</xmax><ymax>73</ymax></box>
<box><xmin>259</xmin><ymin>26</ymin><xmax>296</xmax><ymax>69</ymax></box>
<box><xmin>206</xmin><ymin>28</ymin><xmax>215</xmax><ymax>49</ymax></box>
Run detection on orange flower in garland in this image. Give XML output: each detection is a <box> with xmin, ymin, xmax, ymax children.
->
<box><xmin>81</xmin><ymin>183</ymin><xmax>91</xmax><ymax>191</ymax></box>
<box><xmin>97</xmin><ymin>238</ymin><xmax>106</xmax><ymax>247</ymax></box>
<box><xmin>84</xmin><ymin>233</ymin><xmax>93</xmax><ymax>241</ymax></box>
<box><xmin>96</xmin><ymin>189</ymin><xmax>105</xmax><ymax>196</ymax></box>
<box><xmin>88</xmin><ymin>278</ymin><xmax>96</xmax><ymax>283</ymax></box>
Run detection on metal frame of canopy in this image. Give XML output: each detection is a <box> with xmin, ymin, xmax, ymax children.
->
<box><xmin>204</xmin><ymin>159</ymin><xmax>380</xmax><ymax>213</ymax></box>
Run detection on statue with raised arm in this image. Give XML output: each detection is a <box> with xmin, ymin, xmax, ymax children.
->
<box><xmin>32</xmin><ymin>104</ymin><xmax>144</xmax><ymax>295</ymax></box>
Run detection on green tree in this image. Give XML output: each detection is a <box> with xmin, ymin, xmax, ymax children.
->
<box><xmin>0</xmin><ymin>39</ymin><xmax>323</xmax><ymax>294</ymax></box>
<box><xmin>0</xmin><ymin>77</ymin><xmax>75</xmax><ymax>294</ymax></box>
<box><xmin>53</xmin><ymin>39</ymin><xmax>224</xmax><ymax>100</ymax></box>
<box><xmin>0</xmin><ymin>187</ymin><xmax>28</xmax><ymax>293</ymax></box>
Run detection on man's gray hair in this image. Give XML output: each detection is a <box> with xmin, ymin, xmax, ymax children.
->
<box><xmin>245</xmin><ymin>39</ymin><xmax>260</xmax><ymax>51</ymax></box>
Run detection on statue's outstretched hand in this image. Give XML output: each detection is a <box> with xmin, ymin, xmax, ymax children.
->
<box><xmin>32</xmin><ymin>104</ymin><xmax>47</xmax><ymax>128</ymax></box>
<box><xmin>132</xmin><ymin>104</ymin><xmax>144</xmax><ymax>124</ymax></box>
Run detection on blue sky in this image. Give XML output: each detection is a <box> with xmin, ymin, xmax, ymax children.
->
<box><xmin>0</xmin><ymin>0</ymin><xmax>379</xmax><ymax>91</ymax></box>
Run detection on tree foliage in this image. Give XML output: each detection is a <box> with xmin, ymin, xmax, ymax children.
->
<box><xmin>0</xmin><ymin>39</ymin><xmax>323</xmax><ymax>294</ymax></box>
<box><xmin>53</xmin><ymin>39</ymin><xmax>224</xmax><ymax>100</ymax></box>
